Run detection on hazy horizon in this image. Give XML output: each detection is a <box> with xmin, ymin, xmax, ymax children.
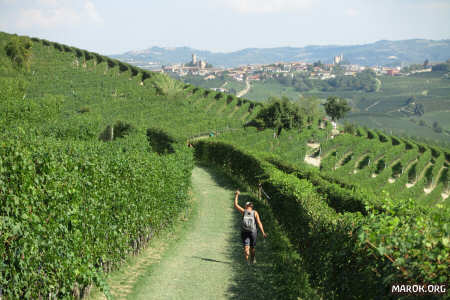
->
<box><xmin>117</xmin><ymin>37</ymin><xmax>450</xmax><ymax>56</ymax></box>
<box><xmin>1</xmin><ymin>0</ymin><xmax>449</xmax><ymax>56</ymax></box>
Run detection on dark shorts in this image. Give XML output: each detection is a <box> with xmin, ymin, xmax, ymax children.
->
<box><xmin>241</xmin><ymin>230</ymin><xmax>257</xmax><ymax>247</ymax></box>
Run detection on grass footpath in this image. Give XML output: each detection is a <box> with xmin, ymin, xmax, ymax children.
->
<box><xmin>90</xmin><ymin>166</ymin><xmax>319</xmax><ymax>300</ymax></box>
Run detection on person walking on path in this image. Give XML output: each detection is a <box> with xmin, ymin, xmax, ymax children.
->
<box><xmin>234</xmin><ymin>190</ymin><xmax>267</xmax><ymax>264</ymax></box>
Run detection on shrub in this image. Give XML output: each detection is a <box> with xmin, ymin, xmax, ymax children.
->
<box><xmin>430</xmin><ymin>147</ymin><xmax>441</xmax><ymax>158</ymax></box>
<box><xmin>367</xmin><ymin>129</ymin><xmax>377</xmax><ymax>139</ymax></box>
<box><xmin>391</xmin><ymin>136</ymin><xmax>401</xmax><ymax>146</ymax></box>
<box><xmin>130</xmin><ymin>66</ymin><xmax>139</xmax><ymax>77</ymax></box>
<box><xmin>113</xmin><ymin>120</ymin><xmax>135</xmax><ymax>139</ymax></box>
<box><xmin>63</xmin><ymin>45</ymin><xmax>73</xmax><ymax>52</ymax></box>
<box><xmin>107</xmin><ymin>58</ymin><xmax>116</xmax><ymax>68</ymax></box>
<box><xmin>41</xmin><ymin>122</ymin><xmax>97</xmax><ymax>140</ymax></box>
<box><xmin>146</xmin><ymin>128</ymin><xmax>177</xmax><ymax>154</ymax></box>
<box><xmin>83</xmin><ymin>50</ymin><xmax>93</xmax><ymax>61</ymax></box>
<box><xmin>142</xmin><ymin>71</ymin><xmax>152</xmax><ymax>81</ymax></box>
<box><xmin>193</xmin><ymin>141</ymin><xmax>379</xmax><ymax>298</ymax></box>
<box><xmin>0</xmin><ymin>134</ymin><xmax>194</xmax><ymax>298</ymax></box>
<box><xmin>77</xmin><ymin>106</ymin><xmax>90</xmax><ymax>114</ymax></box>
<box><xmin>404</xmin><ymin>140</ymin><xmax>413</xmax><ymax>150</ymax></box>
<box><xmin>193</xmin><ymin>140</ymin><xmax>449</xmax><ymax>299</ymax></box>
<box><xmin>267</xmin><ymin>157</ymin><xmax>375</xmax><ymax>212</ymax></box>
<box><xmin>343</xmin><ymin>122</ymin><xmax>356</xmax><ymax>134</ymax></box>
<box><xmin>355</xmin><ymin>127</ymin><xmax>365</xmax><ymax>137</ymax></box>
<box><xmin>377</xmin><ymin>131</ymin><xmax>389</xmax><ymax>143</ymax></box>
<box><xmin>118</xmin><ymin>61</ymin><xmax>129</xmax><ymax>72</ymax></box>
<box><xmin>93</xmin><ymin>53</ymin><xmax>104</xmax><ymax>64</ymax></box>
<box><xmin>99</xmin><ymin>121</ymin><xmax>135</xmax><ymax>141</ymax></box>
<box><xmin>52</xmin><ymin>42</ymin><xmax>63</xmax><ymax>51</ymax></box>
<box><xmin>5</xmin><ymin>36</ymin><xmax>32</xmax><ymax>69</ymax></box>
<box><xmin>74</xmin><ymin>48</ymin><xmax>83</xmax><ymax>58</ymax></box>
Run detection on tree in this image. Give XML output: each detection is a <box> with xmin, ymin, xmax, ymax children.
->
<box><xmin>432</xmin><ymin>62</ymin><xmax>450</xmax><ymax>72</ymax></box>
<box><xmin>323</xmin><ymin>96</ymin><xmax>351</xmax><ymax>121</ymax></box>
<box><xmin>298</xmin><ymin>96</ymin><xmax>323</xmax><ymax>124</ymax></box>
<box><xmin>313</xmin><ymin>60</ymin><xmax>323</xmax><ymax>68</ymax></box>
<box><xmin>433</xmin><ymin>121</ymin><xmax>443</xmax><ymax>133</ymax></box>
<box><xmin>343</xmin><ymin>122</ymin><xmax>357</xmax><ymax>134</ymax></box>
<box><xmin>414</xmin><ymin>103</ymin><xmax>425</xmax><ymax>116</ymax></box>
<box><xmin>406</xmin><ymin>96</ymin><xmax>416</xmax><ymax>105</ymax></box>
<box><xmin>5</xmin><ymin>35</ymin><xmax>32</xmax><ymax>69</ymax></box>
<box><xmin>245</xmin><ymin>96</ymin><xmax>305</xmax><ymax>135</ymax></box>
<box><xmin>331</xmin><ymin>65</ymin><xmax>345</xmax><ymax>76</ymax></box>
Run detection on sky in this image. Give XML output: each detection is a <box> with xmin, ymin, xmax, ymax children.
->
<box><xmin>0</xmin><ymin>0</ymin><xmax>449</xmax><ymax>55</ymax></box>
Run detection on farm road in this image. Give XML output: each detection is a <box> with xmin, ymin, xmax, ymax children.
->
<box><xmin>94</xmin><ymin>167</ymin><xmax>280</xmax><ymax>300</ymax></box>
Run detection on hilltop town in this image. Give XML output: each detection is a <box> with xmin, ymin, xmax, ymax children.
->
<box><xmin>150</xmin><ymin>53</ymin><xmax>433</xmax><ymax>94</ymax></box>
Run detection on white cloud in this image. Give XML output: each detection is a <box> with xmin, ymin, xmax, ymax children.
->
<box><xmin>84</xmin><ymin>1</ymin><xmax>103</xmax><ymax>23</ymax></box>
<box><xmin>37</xmin><ymin>0</ymin><xmax>61</xmax><ymax>6</ymax></box>
<box><xmin>18</xmin><ymin>7</ymin><xmax>80</xmax><ymax>28</ymax></box>
<box><xmin>345</xmin><ymin>8</ymin><xmax>359</xmax><ymax>17</ymax></box>
<box><xmin>15</xmin><ymin>0</ymin><xmax>103</xmax><ymax>29</ymax></box>
<box><xmin>223</xmin><ymin>0</ymin><xmax>313</xmax><ymax>14</ymax></box>
<box><xmin>422</xmin><ymin>1</ymin><xmax>450</xmax><ymax>10</ymax></box>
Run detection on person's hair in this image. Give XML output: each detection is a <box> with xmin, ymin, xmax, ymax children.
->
<box><xmin>245</xmin><ymin>202</ymin><xmax>254</xmax><ymax>208</ymax></box>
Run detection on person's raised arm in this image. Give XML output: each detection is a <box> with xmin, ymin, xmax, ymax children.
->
<box><xmin>234</xmin><ymin>190</ymin><xmax>244</xmax><ymax>214</ymax></box>
<box><xmin>255</xmin><ymin>211</ymin><xmax>267</xmax><ymax>238</ymax></box>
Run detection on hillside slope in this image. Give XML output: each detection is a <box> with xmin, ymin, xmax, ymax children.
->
<box><xmin>0</xmin><ymin>31</ymin><xmax>262</xmax><ymax>298</ymax></box>
<box><xmin>114</xmin><ymin>39</ymin><xmax>450</xmax><ymax>67</ymax></box>
<box><xmin>1</xmin><ymin>32</ymin><xmax>448</xmax><ymax>299</ymax></box>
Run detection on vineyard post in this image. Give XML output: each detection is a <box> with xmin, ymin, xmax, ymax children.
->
<box><xmin>334</xmin><ymin>151</ymin><xmax>338</xmax><ymax>171</ymax></box>
<box><xmin>109</xmin><ymin>125</ymin><xmax>114</xmax><ymax>141</ymax></box>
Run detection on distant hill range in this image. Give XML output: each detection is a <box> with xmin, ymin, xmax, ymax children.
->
<box><xmin>112</xmin><ymin>39</ymin><xmax>450</xmax><ymax>68</ymax></box>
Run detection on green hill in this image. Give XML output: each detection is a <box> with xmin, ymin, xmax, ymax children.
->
<box><xmin>1</xmin><ymin>32</ymin><xmax>448</xmax><ymax>299</ymax></box>
<box><xmin>184</xmin><ymin>71</ymin><xmax>450</xmax><ymax>146</ymax></box>
<box><xmin>114</xmin><ymin>39</ymin><xmax>450</xmax><ymax>67</ymax></box>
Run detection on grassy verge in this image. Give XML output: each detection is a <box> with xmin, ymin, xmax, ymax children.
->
<box><xmin>87</xmin><ymin>189</ymin><xmax>198</xmax><ymax>300</ymax></box>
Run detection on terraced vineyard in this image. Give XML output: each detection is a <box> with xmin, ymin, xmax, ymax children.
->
<box><xmin>0</xmin><ymin>32</ymin><xmax>263</xmax><ymax>298</ymax></box>
<box><xmin>214</xmin><ymin>124</ymin><xmax>449</xmax><ymax>207</ymax></box>
<box><xmin>1</xmin><ymin>32</ymin><xmax>448</xmax><ymax>299</ymax></box>
<box><xmin>318</xmin><ymin>130</ymin><xmax>449</xmax><ymax>206</ymax></box>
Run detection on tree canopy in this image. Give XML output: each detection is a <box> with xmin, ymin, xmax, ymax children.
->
<box><xmin>323</xmin><ymin>96</ymin><xmax>351</xmax><ymax>121</ymax></box>
<box><xmin>246</xmin><ymin>96</ymin><xmax>306</xmax><ymax>135</ymax></box>
<box><xmin>5</xmin><ymin>35</ymin><xmax>32</xmax><ymax>69</ymax></box>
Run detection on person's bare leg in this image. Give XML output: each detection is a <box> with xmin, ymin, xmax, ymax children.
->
<box><xmin>244</xmin><ymin>246</ymin><xmax>250</xmax><ymax>262</ymax></box>
<box><xmin>250</xmin><ymin>247</ymin><xmax>256</xmax><ymax>263</ymax></box>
